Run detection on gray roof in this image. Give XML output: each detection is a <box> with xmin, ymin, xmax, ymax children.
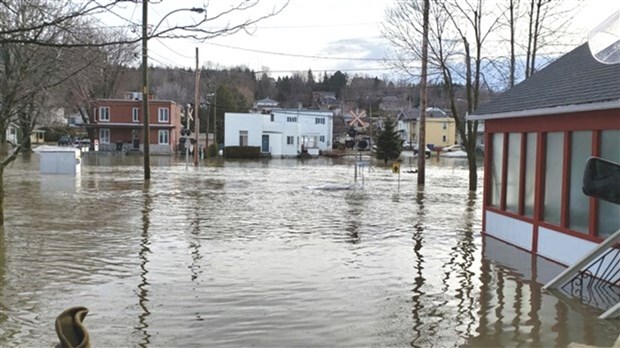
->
<box><xmin>397</xmin><ymin>107</ymin><xmax>447</xmax><ymax>121</ymax></box>
<box><xmin>471</xmin><ymin>42</ymin><xmax>620</xmax><ymax>118</ymax></box>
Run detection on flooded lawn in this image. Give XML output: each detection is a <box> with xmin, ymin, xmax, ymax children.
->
<box><xmin>0</xmin><ymin>153</ymin><xmax>618</xmax><ymax>347</ymax></box>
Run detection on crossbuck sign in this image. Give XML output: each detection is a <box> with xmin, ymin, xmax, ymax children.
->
<box><xmin>348</xmin><ymin>109</ymin><xmax>367</xmax><ymax>128</ymax></box>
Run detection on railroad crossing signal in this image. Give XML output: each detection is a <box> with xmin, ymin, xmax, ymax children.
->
<box><xmin>348</xmin><ymin>109</ymin><xmax>367</xmax><ymax>128</ymax></box>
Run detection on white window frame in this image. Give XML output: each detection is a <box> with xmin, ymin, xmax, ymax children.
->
<box><xmin>99</xmin><ymin>106</ymin><xmax>110</xmax><ymax>122</ymax></box>
<box><xmin>315</xmin><ymin>117</ymin><xmax>325</xmax><ymax>125</ymax></box>
<box><xmin>132</xmin><ymin>107</ymin><xmax>139</xmax><ymax>122</ymax></box>
<box><xmin>158</xmin><ymin>130</ymin><xmax>169</xmax><ymax>145</ymax></box>
<box><xmin>319</xmin><ymin>135</ymin><xmax>325</xmax><ymax>142</ymax></box>
<box><xmin>158</xmin><ymin>107</ymin><xmax>170</xmax><ymax>123</ymax></box>
<box><xmin>286</xmin><ymin>136</ymin><xmax>294</xmax><ymax>145</ymax></box>
<box><xmin>99</xmin><ymin>128</ymin><xmax>110</xmax><ymax>144</ymax></box>
<box><xmin>239</xmin><ymin>130</ymin><xmax>248</xmax><ymax>146</ymax></box>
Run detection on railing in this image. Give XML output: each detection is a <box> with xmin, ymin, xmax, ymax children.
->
<box><xmin>544</xmin><ymin>228</ymin><xmax>620</xmax><ymax>319</ymax></box>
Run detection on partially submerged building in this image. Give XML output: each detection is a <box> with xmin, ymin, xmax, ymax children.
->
<box><xmin>469</xmin><ymin>42</ymin><xmax>620</xmax><ymax>267</ymax></box>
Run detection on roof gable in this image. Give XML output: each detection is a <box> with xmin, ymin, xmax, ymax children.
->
<box><xmin>471</xmin><ymin>42</ymin><xmax>620</xmax><ymax>118</ymax></box>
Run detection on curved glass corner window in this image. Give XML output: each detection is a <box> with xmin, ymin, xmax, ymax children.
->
<box><xmin>505</xmin><ymin>133</ymin><xmax>521</xmax><ymax>213</ymax></box>
<box><xmin>598</xmin><ymin>130</ymin><xmax>620</xmax><ymax>237</ymax></box>
<box><xmin>490</xmin><ymin>133</ymin><xmax>504</xmax><ymax>208</ymax></box>
<box><xmin>568</xmin><ymin>131</ymin><xmax>592</xmax><ymax>233</ymax></box>
<box><xmin>524</xmin><ymin>133</ymin><xmax>537</xmax><ymax>217</ymax></box>
<box><xmin>543</xmin><ymin>132</ymin><xmax>564</xmax><ymax>225</ymax></box>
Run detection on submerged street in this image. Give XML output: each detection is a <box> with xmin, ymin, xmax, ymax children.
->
<box><xmin>0</xmin><ymin>154</ymin><xmax>618</xmax><ymax>347</ymax></box>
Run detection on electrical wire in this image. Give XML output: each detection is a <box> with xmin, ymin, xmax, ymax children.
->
<box><xmin>204</xmin><ymin>42</ymin><xmax>400</xmax><ymax>61</ymax></box>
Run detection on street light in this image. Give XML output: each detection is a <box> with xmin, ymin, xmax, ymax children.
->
<box><xmin>142</xmin><ymin>3</ymin><xmax>205</xmax><ymax>180</ymax></box>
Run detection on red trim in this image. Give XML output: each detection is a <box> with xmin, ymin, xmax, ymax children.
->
<box><xmin>482</xmin><ymin>131</ymin><xmax>491</xmax><ymax>232</ymax></box>
<box><xmin>590</xmin><ymin>131</ymin><xmax>601</xmax><ymax>236</ymax></box>
<box><xmin>561</xmin><ymin>132</ymin><xmax>571</xmax><ymax>228</ymax></box>
<box><xmin>487</xmin><ymin>206</ymin><xmax>535</xmax><ymax>223</ymax></box>
<box><xmin>487</xmin><ymin>206</ymin><xmax>604</xmax><ymax>244</ymax></box>
<box><xmin>485</xmin><ymin>109</ymin><xmax>620</xmax><ymax>133</ymax></box>
<box><xmin>500</xmin><ymin>133</ymin><xmax>509</xmax><ymax>211</ymax></box>
<box><xmin>538</xmin><ymin>220</ymin><xmax>603</xmax><ymax>243</ymax></box>
<box><xmin>518</xmin><ymin>133</ymin><xmax>527</xmax><ymax>215</ymax></box>
<box><xmin>532</xmin><ymin>133</ymin><xmax>545</xmax><ymax>253</ymax></box>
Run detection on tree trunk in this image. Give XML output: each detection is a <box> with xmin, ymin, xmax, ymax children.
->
<box><xmin>526</xmin><ymin>0</ymin><xmax>535</xmax><ymax>77</ymax></box>
<box><xmin>0</xmin><ymin>166</ymin><xmax>4</xmax><ymax>226</ymax></box>
<box><xmin>530</xmin><ymin>0</ymin><xmax>543</xmax><ymax>76</ymax></box>
<box><xmin>510</xmin><ymin>0</ymin><xmax>516</xmax><ymax>87</ymax></box>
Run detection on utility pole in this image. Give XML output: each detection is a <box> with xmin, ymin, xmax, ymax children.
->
<box><xmin>194</xmin><ymin>47</ymin><xmax>200</xmax><ymax>166</ymax></box>
<box><xmin>142</xmin><ymin>0</ymin><xmax>150</xmax><ymax>180</ymax></box>
<box><xmin>417</xmin><ymin>0</ymin><xmax>429</xmax><ymax>185</ymax></box>
<box><xmin>213</xmin><ymin>90</ymin><xmax>217</xmax><ymax>149</ymax></box>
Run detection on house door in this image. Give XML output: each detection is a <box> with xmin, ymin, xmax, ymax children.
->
<box><xmin>261</xmin><ymin>134</ymin><xmax>269</xmax><ymax>153</ymax></box>
<box><xmin>132</xmin><ymin>130</ymin><xmax>140</xmax><ymax>149</ymax></box>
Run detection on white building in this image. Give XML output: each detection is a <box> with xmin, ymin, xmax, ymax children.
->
<box><xmin>225</xmin><ymin>109</ymin><xmax>334</xmax><ymax>157</ymax></box>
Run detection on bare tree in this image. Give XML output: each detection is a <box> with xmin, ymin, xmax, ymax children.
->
<box><xmin>0</xmin><ymin>0</ymin><xmax>289</xmax><ymax>225</ymax></box>
<box><xmin>383</xmin><ymin>0</ymin><xmax>501</xmax><ymax>191</ymax></box>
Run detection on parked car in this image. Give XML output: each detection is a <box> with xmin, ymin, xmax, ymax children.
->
<box><xmin>73</xmin><ymin>138</ymin><xmax>91</xmax><ymax>149</ymax></box>
<box><xmin>442</xmin><ymin>144</ymin><xmax>466</xmax><ymax>152</ymax></box>
<box><xmin>58</xmin><ymin>136</ymin><xmax>72</xmax><ymax>146</ymax></box>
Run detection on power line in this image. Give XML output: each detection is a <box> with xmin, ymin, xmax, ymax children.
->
<box><xmin>204</xmin><ymin>42</ymin><xmax>400</xmax><ymax>61</ymax></box>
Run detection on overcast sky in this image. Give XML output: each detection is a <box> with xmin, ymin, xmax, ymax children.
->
<box><xmin>105</xmin><ymin>0</ymin><xmax>617</xmax><ymax>79</ymax></box>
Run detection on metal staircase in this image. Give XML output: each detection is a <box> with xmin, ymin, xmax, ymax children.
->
<box><xmin>544</xmin><ymin>228</ymin><xmax>620</xmax><ymax>319</ymax></box>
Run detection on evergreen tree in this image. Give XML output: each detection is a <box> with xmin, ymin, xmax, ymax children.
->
<box><xmin>374</xmin><ymin>117</ymin><xmax>402</xmax><ymax>164</ymax></box>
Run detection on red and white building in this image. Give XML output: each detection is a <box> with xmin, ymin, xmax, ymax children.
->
<box><xmin>469</xmin><ymin>42</ymin><xmax>620</xmax><ymax>267</ymax></box>
<box><xmin>89</xmin><ymin>92</ymin><xmax>182</xmax><ymax>154</ymax></box>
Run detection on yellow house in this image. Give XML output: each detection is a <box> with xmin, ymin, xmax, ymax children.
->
<box><xmin>396</xmin><ymin>107</ymin><xmax>457</xmax><ymax>148</ymax></box>
<box><xmin>424</xmin><ymin>108</ymin><xmax>457</xmax><ymax>148</ymax></box>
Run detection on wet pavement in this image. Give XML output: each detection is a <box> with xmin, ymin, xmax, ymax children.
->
<box><xmin>0</xmin><ymin>152</ymin><xmax>618</xmax><ymax>347</ymax></box>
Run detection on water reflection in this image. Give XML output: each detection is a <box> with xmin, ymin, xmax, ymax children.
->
<box><xmin>466</xmin><ymin>236</ymin><xmax>620</xmax><ymax>347</ymax></box>
<box><xmin>136</xmin><ymin>185</ymin><xmax>152</xmax><ymax>347</ymax></box>
<box><xmin>344</xmin><ymin>192</ymin><xmax>365</xmax><ymax>244</ymax></box>
<box><xmin>410</xmin><ymin>186</ymin><xmax>426</xmax><ymax>348</ymax></box>
<box><xmin>0</xmin><ymin>155</ymin><xmax>618</xmax><ymax>347</ymax></box>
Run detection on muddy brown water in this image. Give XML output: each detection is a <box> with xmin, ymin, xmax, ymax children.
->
<box><xmin>0</xmin><ymin>153</ymin><xmax>618</xmax><ymax>347</ymax></box>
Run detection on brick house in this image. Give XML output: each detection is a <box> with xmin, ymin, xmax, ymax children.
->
<box><xmin>89</xmin><ymin>92</ymin><xmax>182</xmax><ymax>154</ymax></box>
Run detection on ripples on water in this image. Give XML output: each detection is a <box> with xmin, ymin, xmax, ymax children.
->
<box><xmin>0</xmin><ymin>153</ymin><xmax>618</xmax><ymax>347</ymax></box>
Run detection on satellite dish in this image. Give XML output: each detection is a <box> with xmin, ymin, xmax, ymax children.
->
<box><xmin>588</xmin><ymin>10</ymin><xmax>620</xmax><ymax>64</ymax></box>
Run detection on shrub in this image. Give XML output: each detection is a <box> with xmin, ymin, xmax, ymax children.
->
<box><xmin>206</xmin><ymin>144</ymin><xmax>219</xmax><ymax>157</ymax></box>
<box><xmin>224</xmin><ymin>146</ymin><xmax>260</xmax><ymax>159</ymax></box>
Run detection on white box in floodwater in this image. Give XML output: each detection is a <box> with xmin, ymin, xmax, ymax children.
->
<box><xmin>36</xmin><ymin>145</ymin><xmax>81</xmax><ymax>175</ymax></box>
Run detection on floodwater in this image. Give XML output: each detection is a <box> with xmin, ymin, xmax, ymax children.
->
<box><xmin>0</xmin><ymin>152</ymin><xmax>618</xmax><ymax>347</ymax></box>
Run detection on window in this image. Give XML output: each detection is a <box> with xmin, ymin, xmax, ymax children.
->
<box><xmin>132</xmin><ymin>108</ymin><xmax>139</xmax><ymax>122</ymax></box>
<box><xmin>99</xmin><ymin>106</ymin><xmax>110</xmax><ymax>122</ymax></box>
<box><xmin>490</xmin><ymin>133</ymin><xmax>504</xmax><ymax>207</ymax></box>
<box><xmin>239</xmin><ymin>130</ymin><xmax>248</xmax><ymax>146</ymax></box>
<box><xmin>442</xmin><ymin>122</ymin><xmax>447</xmax><ymax>130</ymax></box>
<box><xmin>315</xmin><ymin>117</ymin><xmax>325</xmax><ymax>124</ymax></box>
<box><xmin>543</xmin><ymin>132</ymin><xmax>564</xmax><ymax>225</ymax></box>
<box><xmin>567</xmin><ymin>131</ymin><xmax>592</xmax><ymax>233</ymax></box>
<box><xmin>158</xmin><ymin>130</ymin><xmax>169</xmax><ymax>145</ymax></box>
<box><xmin>271</xmin><ymin>114</ymin><xmax>275</xmax><ymax>122</ymax></box>
<box><xmin>599</xmin><ymin>130</ymin><xmax>620</xmax><ymax>237</ymax></box>
<box><xmin>287</xmin><ymin>116</ymin><xmax>297</xmax><ymax>122</ymax></box>
<box><xmin>319</xmin><ymin>135</ymin><xmax>325</xmax><ymax>142</ymax></box>
<box><xmin>99</xmin><ymin>128</ymin><xmax>110</xmax><ymax>144</ymax></box>
<box><xmin>286</xmin><ymin>136</ymin><xmax>294</xmax><ymax>145</ymax></box>
<box><xmin>523</xmin><ymin>133</ymin><xmax>537</xmax><ymax>217</ymax></box>
<box><xmin>158</xmin><ymin>107</ymin><xmax>169</xmax><ymax>123</ymax></box>
<box><xmin>442</xmin><ymin>135</ymin><xmax>447</xmax><ymax>143</ymax></box>
<box><xmin>505</xmin><ymin>133</ymin><xmax>521</xmax><ymax>213</ymax></box>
